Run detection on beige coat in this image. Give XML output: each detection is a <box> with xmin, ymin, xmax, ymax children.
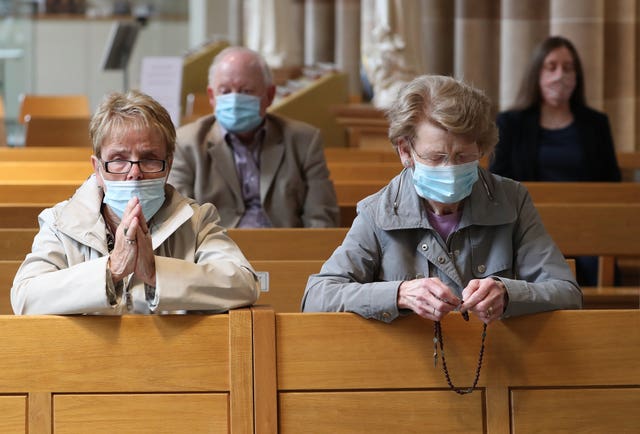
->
<box><xmin>168</xmin><ymin>114</ymin><xmax>340</xmax><ymax>228</ymax></box>
<box><xmin>11</xmin><ymin>175</ymin><xmax>260</xmax><ymax>315</ymax></box>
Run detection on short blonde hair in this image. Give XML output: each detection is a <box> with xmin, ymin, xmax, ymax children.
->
<box><xmin>90</xmin><ymin>90</ymin><xmax>176</xmax><ymax>158</ymax></box>
<box><xmin>386</xmin><ymin>75</ymin><xmax>498</xmax><ymax>155</ymax></box>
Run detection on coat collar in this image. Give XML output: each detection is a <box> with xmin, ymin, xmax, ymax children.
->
<box><xmin>363</xmin><ymin>167</ymin><xmax>517</xmax><ymax>231</ymax></box>
<box><xmin>54</xmin><ymin>175</ymin><xmax>195</xmax><ymax>252</ymax></box>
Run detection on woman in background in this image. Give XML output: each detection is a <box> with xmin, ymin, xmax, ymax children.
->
<box><xmin>490</xmin><ymin>36</ymin><xmax>621</xmax><ymax>285</ymax></box>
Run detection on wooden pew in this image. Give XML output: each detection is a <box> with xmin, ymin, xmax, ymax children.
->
<box><xmin>18</xmin><ymin>94</ymin><xmax>90</xmax><ymax>124</ymax></box>
<box><xmin>331</xmin><ymin>103</ymin><xmax>389</xmax><ymax>148</ymax></box>
<box><xmin>0</xmin><ymin>181</ymin><xmax>80</xmax><ymax>203</ymax></box>
<box><xmin>3</xmin><ymin>217</ymin><xmax>637</xmax><ymax>313</ymax></box>
<box><xmin>1</xmin><ymin>256</ymin><xmax>636</xmax><ymax>315</ymax></box>
<box><xmin>3</xmin><ymin>204</ymin><xmax>640</xmax><ymax>262</ymax></box>
<box><xmin>0</xmin><ymin>203</ymin><xmax>47</xmax><ymax>228</ymax></box>
<box><xmin>0</xmin><ymin>146</ymin><xmax>92</xmax><ymax>161</ymax></box>
<box><xmin>23</xmin><ymin>117</ymin><xmax>92</xmax><ymax>147</ymax></box>
<box><xmin>324</xmin><ymin>147</ymin><xmax>398</xmax><ymax>163</ymax></box>
<box><xmin>618</xmin><ymin>151</ymin><xmax>640</xmax><ymax>181</ymax></box>
<box><xmin>0</xmin><ymin>312</ymin><xmax>254</xmax><ymax>434</ymax></box>
<box><xmin>336</xmin><ymin>181</ymin><xmax>640</xmax><ymax>226</ymax></box>
<box><xmin>0</xmin><ymin>161</ymin><xmax>92</xmax><ymax>181</ymax></box>
<box><xmin>252</xmin><ymin>309</ymin><xmax>639</xmax><ymax>433</ymax></box>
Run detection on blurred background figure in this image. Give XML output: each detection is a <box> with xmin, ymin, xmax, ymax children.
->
<box><xmin>490</xmin><ymin>36</ymin><xmax>621</xmax><ymax>286</ymax></box>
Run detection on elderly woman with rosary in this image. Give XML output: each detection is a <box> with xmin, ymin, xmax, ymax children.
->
<box><xmin>302</xmin><ymin>75</ymin><xmax>582</xmax><ymax>393</ymax></box>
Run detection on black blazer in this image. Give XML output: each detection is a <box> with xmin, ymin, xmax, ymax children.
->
<box><xmin>490</xmin><ymin>105</ymin><xmax>621</xmax><ymax>181</ymax></box>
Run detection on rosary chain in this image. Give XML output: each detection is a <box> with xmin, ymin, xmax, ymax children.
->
<box><xmin>433</xmin><ymin>321</ymin><xmax>487</xmax><ymax>395</ymax></box>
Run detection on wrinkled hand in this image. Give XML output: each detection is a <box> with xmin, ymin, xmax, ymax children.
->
<box><xmin>397</xmin><ymin>277</ymin><xmax>462</xmax><ymax>321</ymax></box>
<box><xmin>108</xmin><ymin>197</ymin><xmax>155</xmax><ymax>286</ymax></box>
<box><xmin>460</xmin><ymin>278</ymin><xmax>506</xmax><ymax>324</ymax></box>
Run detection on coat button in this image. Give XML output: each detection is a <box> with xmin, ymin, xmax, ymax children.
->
<box><xmin>382</xmin><ymin>312</ymin><xmax>391</xmax><ymax>320</ymax></box>
<box><xmin>438</xmin><ymin>256</ymin><xmax>446</xmax><ymax>264</ymax></box>
<box><xmin>421</xmin><ymin>244</ymin><xmax>428</xmax><ymax>251</ymax></box>
<box><xmin>477</xmin><ymin>264</ymin><xmax>486</xmax><ymax>273</ymax></box>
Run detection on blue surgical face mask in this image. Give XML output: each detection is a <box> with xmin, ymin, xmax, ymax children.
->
<box><xmin>214</xmin><ymin>92</ymin><xmax>263</xmax><ymax>133</ymax></box>
<box><xmin>411</xmin><ymin>159</ymin><xmax>479</xmax><ymax>203</ymax></box>
<box><xmin>101</xmin><ymin>175</ymin><xmax>166</xmax><ymax>221</ymax></box>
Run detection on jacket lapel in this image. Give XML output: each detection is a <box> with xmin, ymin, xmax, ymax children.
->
<box><xmin>207</xmin><ymin>123</ymin><xmax>244</xmax><ymax>208</ymax></box>
<box><xmin>259</xmin><ymin>118</ymin><xmax>284</xmax><ymax>202</ymax></box>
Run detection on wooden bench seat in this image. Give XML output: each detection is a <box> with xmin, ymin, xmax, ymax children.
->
<box><xmin>0</xmin><ymin>312</ymin><xmax>254</xmax><ymax>434</ymax></box>
<box><xmin>252</xmin><ymin>308</ymin><xmax>639</xmax><ymax>433</ymax></box>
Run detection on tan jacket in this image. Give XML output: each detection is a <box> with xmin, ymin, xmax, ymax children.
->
<box><xmin>168</xmin><ymin>114</ymin><xmax>340</xmax><ymax>228</ymax></box>
<box><xmin>11</xmin><ymin>175</ymin><xmax>260</xmax><ymax>315</ymax></box>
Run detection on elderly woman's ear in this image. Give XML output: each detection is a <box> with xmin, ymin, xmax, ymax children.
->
<box><xmin>395</xmin><ymin>137</ymin><xmax>413</xmax><ymax>168</ymax></box>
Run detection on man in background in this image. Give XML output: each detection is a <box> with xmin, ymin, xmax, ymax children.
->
<box><xmin>168</xmin><ymin>46</ymin><xmax>339</xmax><ymax>228</ymax></box>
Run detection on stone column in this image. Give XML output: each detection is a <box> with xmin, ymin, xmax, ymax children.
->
<box><xmin>454</xmin><ymin>0</ymin><xmax>501</xmax><ymax>108</ymax></box>
<box><xmin>335</xmin><ymin>0</ymin><xmax>362</xmax><ymax>99</ymax></box>
<box><xmin>422</xmin><ymin>0</ymin><xmax>454</xmax><ymax>76</ymax></box>
<box><xmin>602</xmin><ymin>0</ymin><xmax>636</xmax><ymax>152</ymax></box>
<box><xmin>304</xmin><ymin>0</ymin><xmax>335</xmax><ymax>65</ymax></box>
<box><xmin>499</xmin><ymin>0</ymin><xmax>549</xmax><ymax>110</ymax></box>
<box><xmin>244</xmin><ymin>0</ymin><xmax>304</xmax><ymax>67</ymax></box>
<box><xmin>550</xmin><ymin>0</ymin><xmax>605</xmax><ymax>109</ymax></box>
<box><xmin>228</xmin><ymin>0</ymin><xmax>244</xmax><ymax>46</ymax></box>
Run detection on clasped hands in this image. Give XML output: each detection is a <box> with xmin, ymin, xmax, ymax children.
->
<box><xmin>397</xmin><ymin>276</ymin><xmax>506</xmax><ymax>324</ymax></box>
<box><xmin>108</xmin><ymin>197</ymin><xmax>156</xmax><ymax>287</ymax></box>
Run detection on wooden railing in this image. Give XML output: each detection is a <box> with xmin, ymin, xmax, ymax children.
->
<box><xmin>0</xmin><ymin>310</ymin><xmax>636</xmax><ymax>433</ymax></box>
<box><xmin>253</xmin><ymin>308</ymin><xmax>639</xmax><ymax>434</ymax></box>
<box><xmin>0</xmin><ymin>312</ymin><xmax>254</xmax><ymax>434</ymax></box>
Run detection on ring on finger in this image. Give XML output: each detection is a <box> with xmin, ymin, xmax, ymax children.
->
<box><xmin>486</xmin><ymin>306</ymin><xmax>494</xmax><ymax>317</ymax></box>
<box><xmin>126</xmin><ymin>239</ymin><xmax>136</xmax><ymax>245</ymax></box>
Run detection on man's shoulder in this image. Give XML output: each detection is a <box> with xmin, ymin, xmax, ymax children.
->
<box><xmin>176</xmin><ymin>115</ymin><xmax>217</xmax><ymax>145</ymax></box>
<box><xmin>266</xmin><ymin>113</ymin><xmax>320</xmax><ymax>135</ymax></box>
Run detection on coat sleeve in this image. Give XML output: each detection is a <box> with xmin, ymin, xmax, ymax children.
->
<box><xmin>300</xmin><ymin>128</ymin><xmax>340</xmax><ymax>227</ymax></box>
<box><xmin>149</xmin><ymin>204</ymin><xmax>260</xmax><ymax>312</ymax></box>
<box><xmin>11</xmin><ymin>209</ymin><xmax>118</xmax><ymax>315</ymax></box>
<box><xmin>301</xmin><ymin>211</ymin><xmax>402</xmax><ymax>323</ymax></box>
<box><xmin>500</xmin><ymin>186</ymin><xmax>583</xmax><ymax>317</ymax></box>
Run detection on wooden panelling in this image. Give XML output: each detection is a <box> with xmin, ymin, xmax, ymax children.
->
<box><xmin>53</xmin><ymin>394</ymin><xmax>228</xmax><ymax>434</ymax></box>
<box><xmin>511</xmin><ymin>388</ymin><xmax>639</xmax><ymax>433</ymax></box>
<box><xmin>0</xmin><ymin>396</ymin><xmax>26</xmax><ymax>434</ymax></box>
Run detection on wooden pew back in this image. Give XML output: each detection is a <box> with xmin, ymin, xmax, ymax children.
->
<box><xmin>0</xmin><ymin>146</ymin><xmax>92</xmax><ymax>161</ymax></box>
<box><xmin>0</xmin><ymin>161</ymin><xmax>93</xmax><ymax>181</ymax></box>
<box><xmin>3</xmin><ymin>204</ymin><xmax>640</xmax><ymax>260</ymax></box>
<box><xmin>18</xmin><ymin>94</ymin><xmax>90</xmax><ymax>124</ymax></box>
<box><xmin>253</xmin><ymin>309</ymin><xmax>640</xmax><ymax>433</ymax></box>
<box><xmin>23</xmin><ymin>117</ymin><xmax>92</xmax><ymax>147</ymax></box>
<box><xmin>0</xmin><ymin>312</ymin><xmax>254</xmax><ymax>434</ymax></box>
<box><xmin>1</xmin><ymin>257</ymin><xmax>636</xmax><ymax>316</ymax></box>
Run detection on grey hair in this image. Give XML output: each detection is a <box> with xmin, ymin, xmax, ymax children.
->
<box><xmin>208</xmin><ymin>46</ymin><xmax>273</xmax><ymax>87</ymax></box>
<box><xmin>386</xmin><ymin>75</ymin><xmax>498</xmax><ymax>155</ymax></box>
